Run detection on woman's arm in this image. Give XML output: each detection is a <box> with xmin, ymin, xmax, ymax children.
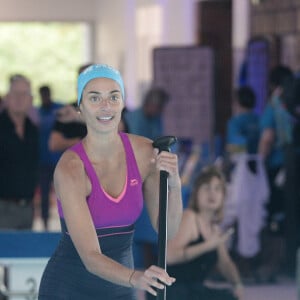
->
<box><xmin>142</xmin><ymin>143</ymin><xmax>182</xmax><ymax>240</ymax></box>
<box><xmin>258</xmin><ymin>128</ymin><xmax>275</xmax><ymax>160</ymax></box>
<box><xmin>216</xmin><ymin>244</ymin><xmax>244</xmax><ymax>299</ymax></box>
<box><xmin>167</xmin><ymin>211</ymin><xmax>234</xmax><ymax>265</ymax></box>
<box><xmin>54</xmin><ymin>152</ymin><xmax>133</xmax><ymax>286</ymax></box>
<box><xmin>48</xmin><ymin>131</ymin><xmax>81</xmax><ymax>152</ymax></box>
<box><xmin>55</xmin><ymin>150</ymin><xmax>174</xmax><ymax>296</ymax></box>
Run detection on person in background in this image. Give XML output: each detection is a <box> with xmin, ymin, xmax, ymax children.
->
<box><xmin>125</xmin><ymin>87</ymin><xmax>170</xmax><ymax>298</ymax></box>
<box><xmin>0</xmin><ymin>74</ymin><xmax>39</xmax><ymax>229</ymax></box>
<box><xmin>0</xmin><ymin>95</ymin><xmax>4</xmax><ymax>112</ymax></box>
<box><xmin>48</xmin><ymin>64</ymin><xmax>91</xmax><ymax>152</ymax></box>
<box><xmin>119</xmin><ymin>107</ymin><xmax>130</xmax><ymax>133</ymax></box>
<box><xmin>258</xmin><ymin>65</ymin><xmax>294</xmax><ymax>281</ymax></box>
<box><xmin>166</xmin><ymin>166</ymin><xmax>243</xmax><ymax>300</ymax></box>
<box><xmin>226</xmin><ymin>86</ymin><xmax>260</xmax><ymax>155</ymax></box>
<box><xmin>38</xmin><ymin>85</ymin><xmax>64</xmax><ymax>229</ymax></box>
<box><xmin>225</xmin><ymin>86</ymin><xmax>265</xmax><ymax>281</ymax></box>
<box><xmin>38</xmin><ymin>64</ymin><xmax>182</xmax><ymax>299</ymax></box>
<box><xmin>274</xmin><ymin>75</ymin><xmax>300</xmax><ymax>276</ymax></box>
<box><xmin>125</xmin><ymin>87</ymin><xmax>169</xmax><ymax>140</ymax></box>
<box><xmin>48</xmin><ymin>102</ymin><xmax>87</xmax><ymax>151</ymax></box>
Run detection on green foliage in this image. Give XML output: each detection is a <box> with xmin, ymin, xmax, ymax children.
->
<box><xmin>0</xmin><ymin>22</ymin><xmax>85</xmax><ymax>105</ymax></box>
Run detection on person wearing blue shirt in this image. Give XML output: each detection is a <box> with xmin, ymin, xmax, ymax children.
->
<box><xmin>273</xmin><ymin>75</ymin><xmax>300</xmax><ymax>276</ymax></box>
<box><xmin>125</xmin><ymin>87</ymin><xmax>169</xmax><ymax>300</ymax></box>
<box><xmin>38</xmin><ymin>85</ymin><xmax>63</xmax><ymax>229</ymax></box>
<box><xmin>226</xmin><ymin>86</ymin><xmax>259</xmax><ymax>155</ymax></box>
<box><xmin>125</xmin><ymin>87</ymin><xmax>169</xmax><ymax>140</ymax></box>
<box><xmin>258</xmin><ymin>65</ymin><xmax>294</xmax><ymax>282</ymax></box>
<box><xmin>259</xmin><ymin>66</ymin><xmax>293</xmax><ymax>221</ymax></box>
<box><xmin>226</xmin><ymin>86</ymin><xmax>261</xmax><ymax>280</ymax></box>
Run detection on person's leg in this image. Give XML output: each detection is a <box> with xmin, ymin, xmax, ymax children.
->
<box><xmin>0</xmin><ymin>201</ymin><xmax>33</xmax><ymax>229</ymax></box>
<box><xmin>0</xmin><ymin>201</ymin><xmax>16</xmax><ymax>229</ymax></box>
<box><xmin>17</xmin><ymin>204</ymin><xmax>34</xmax><ymax>230</ymax></box>
<box><xmin>284</xmin><ymin>146</ymin><xmax>300</xmax><ymax>276</ymax></box>
<box><xmin>40</xmin><ymin>165</ymin><xmax>55</xmax><ymax>229</ymax></box>
<box><xmin>259</xmin><ymin>166</ymin><xmax>285</xmax><ymax>281</ymax></box>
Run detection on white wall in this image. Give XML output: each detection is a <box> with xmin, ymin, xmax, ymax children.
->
<box><xmin>94</xmin><ymin>0</ymin><xmax>199</xmax><ymax>107</ymax></box>
<box><xmin>94</xmin><ymin>0</ymin><xmax>137</xmax><ymax>107</ymax></box>
<box><xmin>160</xmin><ymin>0</ymin><xmax>196</xmax><ymax>46</ymax></box>
<box><xmin>0</xmin><ymin>0</ymin><xmax>200</xmax><ymax>107</ymax></box>
<box><xmin>0</xmin><ymin>0</ymin><xmax>251</xmax><ymax>106</ymax></box>
<box><xmin>0</xmin><ymin>0</ymin><xmax>98</xmax><ymax>21</ymax></box>
<box><xmin>232</xmin><ymin>0</ymin><xmax>251</xmax><ymax>87</ymax></box>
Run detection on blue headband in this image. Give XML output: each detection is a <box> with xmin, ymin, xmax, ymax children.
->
<box><xmin>77</xmin><ymin>64</ymin><xmax>125</xmax><ymax>105</ymax></box>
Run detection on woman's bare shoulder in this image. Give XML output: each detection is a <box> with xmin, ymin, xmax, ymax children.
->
<box><xmin>182</xmin><ymin>209</ymin><xmax>197</xmax><ymax>224</ymax></box>
<box><xmin>54</xmin><ymin>150</ymin><xmax>85</xmax><ymax>181</ymax></box>
<box><xmin>127</xmin><ymin>133</ymin><xmax>153</xmax><ymax>151</ymax></box>
<box><xmin>126</xmin><ymin>133</ymin><xmax>153</xmax><ymax>161</ymax></box>
<box><xmin>169</xmin><ymin>208</ymin><xmax>198</xmax><ymax>245</ymax></box>
<box><xmin>183</xmin><ymin>208</ymin><xmax>196</xmax><ymax>217</ymax></box>
<box><xmin>126</xmin><ymin>134</ymin><xmax>154</xmax><ymax>179</ymax></box>
<box><xmin>53</xmin><ymin>149</ymin><xmax>89</xmax><ymax>199</ymax></box>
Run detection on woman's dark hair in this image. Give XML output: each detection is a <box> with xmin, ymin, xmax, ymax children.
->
<box><xmin>269</xmin><ymin>65</ymin><xmax>293</xmax><ymax>88</ymax></box>
<box><xmin>143</xmin><ymin>87</ymin><xmax>169</xmax><ymax>108</ymax></box>
<box><xmin>282</xmin><ymin>76</ymin><xmax>300</xmax><ymax>119</ymax></box>
<box><xmin>188</xmin><ymin>166</ymin><xmax>226</xmax><ymax>222</ymax></box>
<box><xmin>120</xmin><ymin>108</ymin><xmax>129</xmax><ymax>133</ymax></box>
<box><xmin>236</xmin><ymin>86</ymin><xmax>256</xmax><ymax>109</ymax></box>
<box><xmin>39</xmin><ymin>85</ymin><xmax>51</xmax><ymax>97</ymax></box>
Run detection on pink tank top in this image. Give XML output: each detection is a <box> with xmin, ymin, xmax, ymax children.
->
<box><xmin>57</xmin><ymin>132</ymin><xmax>143</xmax><ymax>228</ymax></box>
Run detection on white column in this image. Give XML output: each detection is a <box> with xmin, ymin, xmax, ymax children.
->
<box><xmin>93</xmin><ymin>0</ymin><xmax>198</xmax><ymax>108</ymax></box>
<box><xmin>232</xmin><ymin>0</ymin><xmax>251</xmax><ymax>87</ymax></box>
<box><xmin>161</xmin><ymin>0</ymin><xmax>196</xmax><ymax>45</ymax></box>
<box><xmin>93</xmin><ymin>0</ymin><xmax>137</xmax><ymax>108</ymax></box>
<box><xmin>123</xmin><ymin>0</ymin><xmax>137</xmax><ymax>109</ymax></box>
<box><xmin>82</xmin><ymin>22</ymin><xmax>94</xmax><ymax>64</ymax></box>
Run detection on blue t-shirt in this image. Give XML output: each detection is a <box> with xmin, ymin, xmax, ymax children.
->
<box><xmin>125</xmin><ymin>108</ymin><xmax>163</xmax><ymax>140</ymax></box>
<box><xmin>227</xmin><ymin>112</ymin><xmax>260</xmax><ymax>154</ymax></box>
<box><xmin>260</xmin><ymin>104</ymin><xmax>284</xmax><ymax>168</ymax></box>
<box><xmin>125</xmin><ymin>108</ymin><xmax>163</xmax><ymax>244</ymax></box>
<box><xmin>38</xmin><ymin>102</ymin><xmax>64</xmax><ymax>165</ymax></box>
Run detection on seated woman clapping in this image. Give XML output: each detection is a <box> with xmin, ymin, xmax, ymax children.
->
<box><xmin>166</xmin><ymin>166</ymin><xmax>243</xmax><ymax>300</ymax></box>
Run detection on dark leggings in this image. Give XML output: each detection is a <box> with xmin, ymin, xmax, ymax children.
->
<box><xmin>39</xmin><ymin>164</ymin><xmax>55</xmax><ymax>226</ymax></box>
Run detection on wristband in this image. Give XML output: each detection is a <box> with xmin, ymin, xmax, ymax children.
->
<box><xmin>129</xmin><ymin>270</ymin><xmax>135</xmax><ymax>288</ymax></box>
<box><xmin>234</xmin><ymin>282</ymin><xmax>243</xmax><ymax>289</ymax></box>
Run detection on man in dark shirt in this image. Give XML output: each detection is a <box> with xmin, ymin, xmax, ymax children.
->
<box><xmin>48</xmin><ymin>64</ymin><xmax>90</xmax><ymax>152</ymax></box>
<box><xmin>0</xmin><ymin>74</ymin><xmax>39</xmax><ymax>229</ymax></box>
<box><xmin>48</xmin><ymin>102</ymin><xmax>87</xmax><ymax>152</ymax></box>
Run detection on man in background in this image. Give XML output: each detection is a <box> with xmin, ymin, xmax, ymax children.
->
<box><xmin>125</xmin><ymin>87</ymin><xmax>169</xmax><ymax>140</ymax></box>
<box><xmin>38</xmin><ymin>85</ymin><xmax>63</xmax><ymax>229</ymax></box>
<box><xmin>258</xmin><ymin>65</ymin><xmax>294</xmax><ymax>281</ymax></box>
<box><xmin>48</xmin><ymin>64</ymin><xmax>90</xmax><ymax>152</ymax></box>
<box><xmin>125</xmin><ymin>87</ymin><xmax>170</xmax><ymax>300</ymax></box>
<box><xmin>226</xmin><ymin>86</ymin><xmax>260</xmax><ymax>155</ymax></box>
<box><xmin>0</xmin><ymin>74</ymin><xmax>39</xmax><ymax>229</ymax></box>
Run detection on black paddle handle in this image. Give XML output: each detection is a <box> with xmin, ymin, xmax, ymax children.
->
<box><xmin>152</xmin><ymin>136</ymin><xmax>177</xmax><ymax>300</ymax></box>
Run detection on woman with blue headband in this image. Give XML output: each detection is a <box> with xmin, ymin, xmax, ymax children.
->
<box><xmin>38</xmin><ymin>64</ymin><xmax>182</xmax><ymax>299</ymax></box>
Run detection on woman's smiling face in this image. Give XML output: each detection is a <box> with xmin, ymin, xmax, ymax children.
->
<box><xmin>80</xmin><ymin>77</ymin><xmax>124</xmax><ymax>133</ymax></box>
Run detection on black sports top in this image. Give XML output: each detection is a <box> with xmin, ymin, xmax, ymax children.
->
<box><xmin>167</xmin><ymin>235</ymin><xmax>218</xmax><ymax>283</ymax></box>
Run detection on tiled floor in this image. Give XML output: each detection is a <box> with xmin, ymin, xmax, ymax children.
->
<box><xmin>134</xmin><ymin>280</ymin><xmax>297</xmax><ymax>300</ymax></box>
<box><xmin>33</xmin><ymin>197</ymin><xmax>298</xmax><ymax>300</ymax></box>
<box><xmin>244</xmin><ymin>279</ymin><xmax>297</xmax><ymax>300</ymax></box>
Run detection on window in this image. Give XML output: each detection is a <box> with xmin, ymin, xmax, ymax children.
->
<box><xmin>0</xmin><ymin>22</ymin><xmax>89</xmax><ymax>105</ymax></box>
